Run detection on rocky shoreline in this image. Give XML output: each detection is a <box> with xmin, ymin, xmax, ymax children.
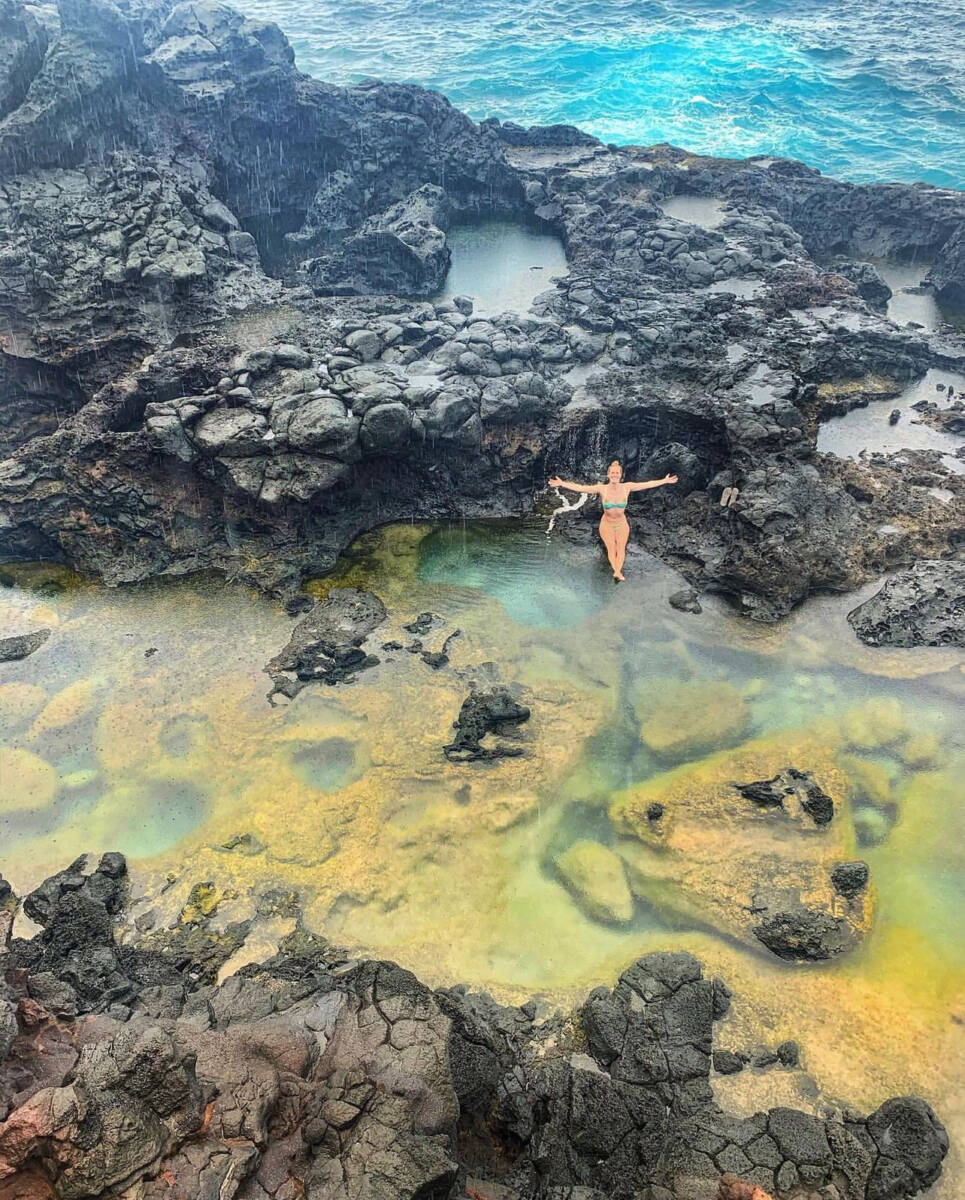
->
<box><xmin>1</xmin><ymin>1</ymin><xmax>963</xmax><ymax>1196</ymax></box>
<box><xmin>0</xmin><ymin>854</ymin><xmax>950</xmax><ymax>1199</ymax></box>
<box><xmin>0</xmin><ymin>0</ymin><xmax>962</xmax><ymax>626</ymax></box>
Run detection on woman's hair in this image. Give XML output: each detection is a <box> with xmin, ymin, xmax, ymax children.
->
<box><xmin>607</xmin><ymin>459</ymin><xmax>623</xmax><ymax>477</ymax></box>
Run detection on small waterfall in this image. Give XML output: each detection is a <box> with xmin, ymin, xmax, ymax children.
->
<box><xmin>545</xmin><ymin>487</ymin><xmax>588</xmax><ymax>535</ymax></box>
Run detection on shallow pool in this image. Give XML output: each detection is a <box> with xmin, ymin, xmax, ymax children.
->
<box><xmin>437</xmin><ymin>219</ymin><xmax>568</xmax><ymax>316</ymax></box>
<box><xmin>1</xmin><ymin>524</ymin><xmax>963</xmax><ymax>1191</ymax></box>
<box><xmin>816</xmin><ymin>367</ymin><xmax>965</xmax><ymax>470</ymax></box>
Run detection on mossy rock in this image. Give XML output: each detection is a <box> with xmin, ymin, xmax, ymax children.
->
<box><xmin>840</xmin><ymin>697</ymin><xmax>907</xmax><ymax>751</ymax></box>
<box><xmin>634</xmin><ymin>678</ymin><xmax>750</xmax><ymax>764</ymax></box>
<box><xmin>0</xmin><ymin>683</ymin><xmax>48</xmax><ymax>726</ymax></box>
<box><xmin>29</xmin><ymin>678</ymin><xmax>99</xmax><ymax>736</ymax></box>
<box><xmin>0</xmin><ymin>747</ymin><xmax>58</xmax><ymax>812</ymax></box>
<box><xmin>898</xmin><ymin>733</ymin><xmax>944</xmax><ymax>771</ymax></box>
<box><xmin>608</xmin><ymin>727</ymin><xmax>872</xmax><ymax>958</ymax></box>
<box><xmin>837</xmin><ymin>753</ymin><xmax>892</xmax><ymax>807</ymax></box>
<box><xmin>554</xmin><ymin>840</ymin><xmax>634</xmax><ymax>925</ymax></box>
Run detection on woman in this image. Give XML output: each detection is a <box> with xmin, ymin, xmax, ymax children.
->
<box><xmin>548</xmin><ymin>460</ymin><xmax>678</xmax><ymax>581</ymax></box>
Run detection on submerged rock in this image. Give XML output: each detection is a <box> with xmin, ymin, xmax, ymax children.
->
<box><xmin>0</xmin><ymin>745</ymin><xmax>57</xmax><ymax>812</ymax></box>
<box><xmin>0</xmin><ymin>626</ymin><xmax>49</xmax><ymax>661</ymax></box>
<box><xmin>634</xmin><ymin>679</ymin><xmax>750</xmax><ymax>765</ymax></box>
<box><xmin>668</xmin><ymin>587</ymin><xmax>702</xmax><ymax>614</ymax></box>
<box><xmin>610</xmin><ymin>729</ymin><xmax>872</xmax><ymax>961</ymax></box>
<box><xmin>848</xmin><ymin>560</ymin><xmax>965</xmax><ymax>648</ymax></box>
<box><xmin>554</xmin><ymin>840</ymin><xmax>634</xmax><ymax>924</ymax></box>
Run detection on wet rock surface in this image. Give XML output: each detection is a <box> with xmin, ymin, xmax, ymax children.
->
<box><xmin>847</xmin><ymin>559</ymin><xmax>965</xmax><ymax>647</ymax></box>
<box><xmin>0</xmin><ymin>626</ymin><xmax>50</xmax><ymax>662</ymax></box>
<box><xmin>0</xmin><ymin>859</ymin><xmax>950</xmax><ymax>1199</ymax></box>
<box><xmin>0</xmin><ymin>0</ymin><xmax>961</xmax><ymax>636</ymax></box>
<box><xmin>444</xmin><ymin>685</ymin><xmax>531</xmax><ymax>761</ymax></box>
<box><xmin>264</xmin><ymin>586</ymin><xmax>386</xmax><ymax>700</ymax></box>
<box><xmin>734</xmin><ymin>767</ymin><xmax>834</xmax><ymax>826</ymax></box>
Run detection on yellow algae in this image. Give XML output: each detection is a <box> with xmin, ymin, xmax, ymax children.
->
<box><xmin>0</xmin><ymin>747</ymin><xmax>58</xmax><ymax>812</ymax></box>
<box><xmin>179</xmin><ymin>881</ymin><xmax>223</xmax><ymax>924</ymax></box>
<box><xmin>94</xmin><ymin>695</ymin><xmax>167</xmax><ymax>773</ymax></box>
<box><xmin>609</xmin><ymin>727</ymin><xmax>871</xmax><ymax>954</ymax></box>
<box><xmin>837</xmin><ymin>752</ymin><xmax>893</xmax><ymax>807</ymax></box>
<box><xmin>554</xmin><ymin>840</ymin><xmax>634</xmax><ymax>924</ymax></box>
<box><xmin>28</xmin><ymin>677</ymin><xmax>99</xmax><ymax>735</ymax></box>
<box><xmin>840</xmin><ymin>696</ymin><xmax>908</xmax><ymax>750</ymax></box>
<box><xmin>0</xmin><ymin>682</ymin><xmax>48</xmax><ymax>727</ymax></box>
<box><xmin>633</xmin><ymin>677</ymin><xmax>750</xmax><ymax>763</ymax></box>
<box><xmin>898</xmin><ymin>732</ymin><xmax>944</xmax><ymax>770</ymax></box>
<box><xmin>25</xmin><ymin>603</ymin><xmax>60</xmax><ymax>627</ymax></box>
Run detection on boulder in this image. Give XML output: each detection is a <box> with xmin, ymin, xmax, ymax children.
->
<box><xmin>443</xmin><ymin>686</ymin><xmax>530</xmax><ymax>762</ymax></box>
<box><xmin>848</xmin><ymin>561</ymin><xmax>965</xmax><ymax>648</ymax></box>
<box><xmin>610</xmin><ymin>729</ymin><xmax>873</xmax><ymax>961</ymax></box>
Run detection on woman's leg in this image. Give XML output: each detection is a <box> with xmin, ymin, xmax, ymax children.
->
<box><xmin>599</xmin><ymin>517</ymin><xmax>621</xmax><ymax>578</ymax></box>
<box><xmin>613</xmin><ymin>518</ymin><xmax>630</xmax><ymax>579</ymax></box>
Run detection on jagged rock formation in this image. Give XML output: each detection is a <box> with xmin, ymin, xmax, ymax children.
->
<box><xmin>0</xmin><ymin>0</ymin><xmax>962</xmax><ymax>627</ymax></box>
<box><xmin>0</xmin><ymin>856</ymin><xmax>950</xmax><ymax>1199</ymax></box>
<box><xmin>263</xmin><ymin>586</ymin><xmax>387</xmax><ymax>700</ymax></box>
<box><xmin>847</xmin><ymin>559</ymin><xmax>965</xmax><ymax>647</ymax></box>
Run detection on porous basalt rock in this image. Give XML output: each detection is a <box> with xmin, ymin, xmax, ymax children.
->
<box><xmin>0</xmin><ymin>626</ymin><xmax>50</xmax><ymax>661</ymax></box>
<box><xmin>444</xmin><ymin>685</ymin><xmax>531</xmax><ymax>761</ymax></box>
<box><xmin>264</xmin><ymin>586</ymin><xmax>387</xmax><ymax>700</ymax></box>
<box><xmin>847</xmin><ymin>559</ymin><xmax>965</xmax><ymax>648</ymax></box>
<box><xmin>0</xmin><ymin>0</ymin><xmax>961</xmax><ymax>632</ymax></box>
<box><xmin>733</xmin><ymin>767</ymin><xmax>834</xmax><ymax>826</ymax></box>
<box><xmin>0</xmin><ymin>861</ymin><xmax>951</xmax><ymax>1199</ymax></box>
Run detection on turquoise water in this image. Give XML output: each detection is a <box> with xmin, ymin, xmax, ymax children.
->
<box><xmin>245</xmin><ymin>0</ymin><xmax>965</xmax><ymax>188</ymax></box>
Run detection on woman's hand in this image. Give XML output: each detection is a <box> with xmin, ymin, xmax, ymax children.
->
<box><xmin>663</xmin><ymin>474</ymin><xmax>678</xmax><ymax>485</ymax></box>
<box><xmin>548</xmin><ymin>476</ymin><xmax>564</xmax><ymax>487</ymax></box>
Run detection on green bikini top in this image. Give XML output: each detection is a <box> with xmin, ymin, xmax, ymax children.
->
<box><xmin>602</xmin><ymin>498</ymin><xmax>627</xmax><ymax>509</ymax></box>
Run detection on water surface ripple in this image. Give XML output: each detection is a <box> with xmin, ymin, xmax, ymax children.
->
<box><xmin>245</xmin><ymin>0</ymin><xmax>965</xmax><ymax>187</ymax></box>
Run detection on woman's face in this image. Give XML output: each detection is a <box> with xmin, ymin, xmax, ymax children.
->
<box><xmin>607</xmin><ymin>465</ymin><xmax>622</xmax><ymax>483</ymax></box>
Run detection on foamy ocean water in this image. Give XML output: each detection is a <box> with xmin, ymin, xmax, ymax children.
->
<box><xmin>244</xmin><ymin>0</ymin><xmax>965</xmax><ymax>188</ymax></box>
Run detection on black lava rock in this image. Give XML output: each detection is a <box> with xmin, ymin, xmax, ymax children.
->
<box><xmin>713</xmin><ymin>1050</ymin><xmax>744</xmax><ymax>1075</ymax></box>
<box><xmin>832</xmin><ymin>860</ymin><xmax>871</xmax><ymax>899</ymax></box>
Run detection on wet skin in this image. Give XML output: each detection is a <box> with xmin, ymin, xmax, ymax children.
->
<box><xmin>548</xmin><ymin>466</ymin><xmax>678</xmax><ymax>580</ymax></box>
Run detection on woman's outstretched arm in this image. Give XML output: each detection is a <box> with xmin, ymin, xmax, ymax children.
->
<box><xmin>548</xmin><ymin>476</ymin><xmax>603</xmax><ymax>494</ymax></box>
<box><xmin>627</xmin><ymin>473</ymin><xmax>678</xmax><ymax>492</ymax></box>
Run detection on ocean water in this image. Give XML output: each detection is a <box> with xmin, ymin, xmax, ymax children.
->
<box><xmin>245</xmin><ymin>0</ymin><xmax>965</xmax><ymax>188</ymax></box>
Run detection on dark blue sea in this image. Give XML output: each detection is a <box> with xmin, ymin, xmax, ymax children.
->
<box><xmin>245</xmin><ymin>0</ymin><xmax>965</xmax><ymax>188</ymax></box>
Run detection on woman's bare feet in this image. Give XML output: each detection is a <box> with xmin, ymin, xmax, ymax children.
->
<box><xmin>614</xmin><ymin>572</ymin><xmax>625</xmax><ymax>582</ymax></box>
